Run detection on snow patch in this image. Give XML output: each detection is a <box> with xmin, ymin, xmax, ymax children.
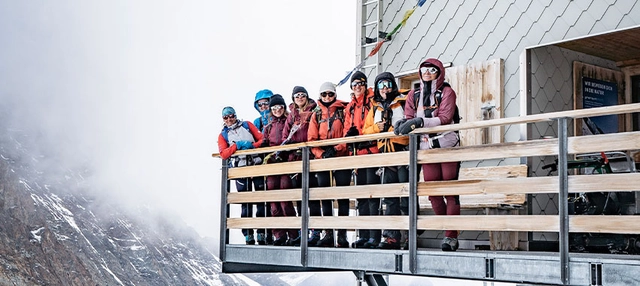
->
<box><xmin>30</xmin><ymin>227</ymin><xmax>45</xmax><ymax>243</ymax></box>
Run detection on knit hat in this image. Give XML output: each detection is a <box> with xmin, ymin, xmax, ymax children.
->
<box><xmin>291</xmin><ymin>86</ymin><xmax>308</xmax><ymax>100</ymax></box>
<box><xmin>319</xmin><ymin>82</ymin><xmax>336</xmax><ymax>94</ymax></box>
<box><xmin>269</xmin><ymin>94</ymin><xmax>286</xmax><ymax>108</ymax></box>
<box><xmin>221</xmin><ymin>106</ymin><xmax>235</xmax><ymax>117</ymax></box>
<box><xmin>350</xmin><ymin>71</ymin><xmax>367</xmax><ymax>90</ymax></box>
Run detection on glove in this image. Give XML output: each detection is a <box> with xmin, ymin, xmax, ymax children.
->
<box><xmin>236</xmin><ymin>140</ymin><xmax>254</xmax><ymax>150</ymax></box>
<box><xmin>345</xmin><ymin>126</ymin><xmax>359</xmax><ymax>137</ymax></box>
<box><xmin>260</xmin><ymin>140</ymin><xmax>270</xmax><ymax>148</ymax></box>
<box><xmin>393</xmin><ymin>119</ymin><xmax>408</xmax><ymax>135</ymax></box>
<box><xmin>321</xmin><ymin>147</ymin><xmax>337</xmax><ymax>158</ymax></box>
<box><xmin>395</xmin><ymin>118</ymin><xmax>424</xmax><ymax>135</ymax></box>
<box><xmin>252</xmin><ymin>156</ymin><xmax>262</xmax><ymax>165</ymax></box>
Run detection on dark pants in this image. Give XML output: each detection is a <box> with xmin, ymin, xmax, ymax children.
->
<box><xmin>381</xmin><ymin>166</ymin><xmax>409</xmax><ymax>240</ymax></box>
<box><xmin>314</xmin><ymin>169</ymin><xmax>352</xmax><ymax>237</ymax></box>
<box><xmin>267</xmin><ymin>174</ymin><xmax>298</xmax><ymax>240</ymax></box>
<box><xmin>424</xmin><ymin>162</ymin><xmax>461</xmax><ymax>238</ymax></box>
<box><xmin>355</xmin><ymin>167</ymin><xmax>381</xmax><ymax>240</ymax></box>
<box><xmin>252</xmin><ymin>176</ymin><xmax>272</xmax><ymax>238</ymax></box>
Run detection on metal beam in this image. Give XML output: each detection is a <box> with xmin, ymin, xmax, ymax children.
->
<box><xmin>408</xmin><ymin>134</ymin><xmax>419</xmax><ymax>274</ymax></box>
<box><xmin>301</xmin><ymin>147</ymin><xmax>310</xmax><ymax>266</ymax></box>
<box><xmin>557</xmin><ymin>117</ymin><xmax>570</xmax><ymax>285</ymax></box>
<box><xmin>219</xmin><ymin>159</ymin><xmax>230</xmax><ymax>262</ymax></box>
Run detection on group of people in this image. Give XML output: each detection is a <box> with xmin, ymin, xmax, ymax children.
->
<box><xmin>218</xmin><ymin>58</ymin><xmax>462</xmax><ymax>251</ymax></box>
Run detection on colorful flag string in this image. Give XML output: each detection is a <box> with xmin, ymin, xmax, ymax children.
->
<box><xmin>337</xmin><ymin>0</ymin><xmax>426</xmax><ymax>86</ymax></box>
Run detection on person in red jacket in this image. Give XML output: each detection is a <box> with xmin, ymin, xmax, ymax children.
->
<box><xmin>342</xmin><ymin>71</ymin><xmax>382</xmax><ymax>248</ymax></box>
<box><xmin>217</xmin><ymin>106</ymin><xmax>263</xmax><ymax>245</ymax></box>
<box><xmin>307</xmin><ymin>82</ymin><xmax>351</xmax><ymax>248</ymax></box>
<box><xmin>395</xmin><ymin>58</ymin><xmax>461</xmax><ymax>251</ymax></box>
<box><xmin>262</xmin><ymin>94</ymin><xmax>300</xmax><ymax>246</ymax></box>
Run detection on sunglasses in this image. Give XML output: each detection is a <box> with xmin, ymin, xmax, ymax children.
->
<box><xmin>270</xmin><ymin>105</ymin><xmax>284</xmax><ymax>111</ymax></box>
<box><xmin>377</xmin><ymin>81</ymin><xmax>393</xmax><ymax>89</ymax></box>
<box><xmin>257</xmin><ymin>101</ymin><xmax>269</xmax><ymax>107</ymax></box>
<box><xmin>351</xmin><ymin>81</ymin><xmax>366</xmax><ymax>87</ymax></box>
<box><xmin>420</xmin><ymin>66</ymin><xmax>438</xmax><ymax>74</ymax></box>
<box><xmin>320</xmin><ymin>92</ymin><xmax>336</xmax><ymax>97</ymax></box>
<box><xmin>222</xmin><ymin>114</ymin><xmax>236</xmax><ymax>120</ymax></box>
<box><xmin>293</xmin><ymin>93</ymin><xmax>307</xmax><ymax>99</ymax></box>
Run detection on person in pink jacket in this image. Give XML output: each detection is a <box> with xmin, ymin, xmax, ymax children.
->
<box><xmin>395</xmin><ymin>58</ymin><xmax>462</xmax><ymax>251</ymax></box>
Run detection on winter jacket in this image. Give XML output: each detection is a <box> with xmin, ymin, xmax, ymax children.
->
<box><xmin>253</xmin><ymin>89</ymin><xmax>273</xmax><ymax>132</ymax></box>
<box><xmin>282</xmin><ymin>99</ymin><xmax>317</xmax><ymax>145</ymax></box>
<box><xmin>217</xmin><ymin>120</ymin><xmax>263</xmax><ymax>160</ymax></box>
<box><xmin>342</xmin><ymin>87</ymin><xmax>379</xmax><ymax>155</ymax></box>
<box><xmin>363</xmin><ymin>96</ymin><xmax>409</xmax><ymax>152</ymax></box>
<box><xmin>404</xmin><ymin>58</ymin><xmax>459</xmax><ymax>150</ymax></box>
<box><xmin>308</xmin><ymin>99</ymin><xmax>349</xmax><ymax>159</ymax></box>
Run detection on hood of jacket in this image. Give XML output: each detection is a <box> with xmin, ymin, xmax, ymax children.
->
<box><xmin>373</xmin><ymin>72</ymin><xmax>400</xmax><ymax>103</ymax></box>
<box><xmin>254</xmin><ymin>89</ymin><xmax>273</xmax><ymax>112</ymax></box>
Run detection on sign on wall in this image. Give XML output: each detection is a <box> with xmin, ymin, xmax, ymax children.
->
<box><xmin>581</xmin><ymin>77</ymin><xmax>618</xmax><ymax>134</ymax></box>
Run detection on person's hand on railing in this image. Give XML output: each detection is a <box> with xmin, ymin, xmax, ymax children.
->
<box><xmin>345</xmin><ymin>126</ymin><xmax>359</xmax><ymax>137</ymax></box>
<box><xmin>395</xmin><ymin>118</ymin><xmax>424</xmax><ymax>135</ymax></box>
<box><xmin>393</xmin><ymin>119</ymin><xmax>408</xmax><ymax>135</ymax></box>
<box><xmin>236</xmin><ymin>141</ymin><xmax>254</xmax><ymax>150</ymax></box>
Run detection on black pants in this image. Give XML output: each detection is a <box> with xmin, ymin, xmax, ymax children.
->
<box><xmin>355</xmin><ymin>167</ymin><xmax>381</xmax><ymax>240</ymax></box>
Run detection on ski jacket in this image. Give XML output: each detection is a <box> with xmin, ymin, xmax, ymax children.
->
<box><xmin>342</xmin><ymin>87</ymin><xmax>379</xmax><ymax>155</ymax></box>
<box><xmin>308</xmin><ymin>99</ymin><xmax>348</xmax><ymax>159</ymax></box>
<box><xmin>253</xmin><ymin>89</ymin><xmax>273</xmax><ymax>132</ymax></box>
<box><xmin>217</xmin><ymin>120</ymin><xmax>263</xmax><ymax>160</ymax></box>
<box><xmin>404</xmin><ymin>58</ymin><xmax>459</xmax><ymax>150</ymax></box>
<box><xmin>263</xmin><ymin>114</ymin><xmax>288</xmax><ymax>147</ymax></box>
<box><xmin>363</xmin><ymin>96</ymin><xmax>409</xmax><ymax>152</ymax></box>
<box><xmin>282</xmin><ymin>99</ymin><xmax>317</xmax><ymax>145</ymax></box>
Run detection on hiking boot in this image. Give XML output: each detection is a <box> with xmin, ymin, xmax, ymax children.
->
<box><xmin>441</xmin><ymin>237</ymin><xmax>459</xmax><ymax>251</ymax></box>
<box><xmin>363</xmin><ymin>238</ymin><xmax>380</xmax><ymax>248</ymax></box>
<box><xmin>287</xmin><ymin>236</ymin><xmax>301</xmax><ymax>247</ymax></box>
<box><xmin>378</xmin><ymin>237</ymin><xmax>401</xmax><ymax>249</ymax></box>
<box><xmin>337</xmin><ymin>235</ymin><xmax>349</xmax><ymax>248</ymax></box>
<box><xmin>308</xmin><ymin>230</ymin><xmax>321</xmax><ymax>246</ymax></box>
<box><xmin>257</xmin><ymin>233</ymin><xmax>266</xmax><ymax>245</ymax></box>
<box><xmin>245</xmin><ymin>234</ymin><xmax>255</xmax><ymax>245</ymax></box>
<box><xmin>352</xmin><ymin>237</ymin><xmax>369</xmax><ymax>248</ymax></box>
<box><xmin>316</xmin><ymin>231</ymin><xmax>334</xmax><ymax>247</ymax></box>
<box><xmin>273</xmin><ymin>236</ymin><xmax>287</xmax><ymax>246</ymax></box>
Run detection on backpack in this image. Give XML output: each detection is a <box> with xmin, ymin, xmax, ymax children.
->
<box><xmin>221</xmin><ymin>121</ymin><xmax>251</xmax><ymax>142</ymax></box>
<box><xmin>413</xmin><ymin>82</ymin><xmax>461</xmax><ymax>124</ymax></box>
<box><xmin>314</xmin><ymin>106</ymin><xmax>345</xmax><ymax>134</ymax></box>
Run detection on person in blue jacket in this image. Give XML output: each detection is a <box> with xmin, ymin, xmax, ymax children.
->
<box><xmin>252</xmin><ymin>89</ymin><xmax>274</xmax><ymax>245</ymax></box>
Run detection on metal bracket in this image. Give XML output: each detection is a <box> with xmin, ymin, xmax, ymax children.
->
<box><xmin>590</xmin><ymin>263</ymin><xmax>603</xmax><ymax>286</ymax></box>
<box><xmin>485</xmin><ymin>258</ymin><xmax>495</xmax><ymax>279</ymax></box>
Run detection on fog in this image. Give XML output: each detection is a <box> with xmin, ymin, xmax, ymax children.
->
<box><xmin>0</xmin><ymin>1</ymin><xmax>355</xmax><ymax>242</ymax></box>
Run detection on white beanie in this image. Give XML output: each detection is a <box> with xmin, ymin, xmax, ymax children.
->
<box><xmin>319</xmin><ymin>82</ymin><xmax>336</xmax><ymax>94</ymax></box>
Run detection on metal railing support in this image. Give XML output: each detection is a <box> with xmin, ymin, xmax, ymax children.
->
<box><xmin>219</xmin><ymin>159</ymin><xmax>230</xmax><ymax>262</ymax></box>
<box><xmin>557</xmin><ymin>117</ymin><xmax>570</xmax><ymax>285</ymax></box>
<box><xmin>301</xmin><ymin>147</ymin><xmax>310</xmax><ymax>266</ymax></box>
<box><xmin>408</xmin><ymin>134</ymin><xmax>419</xmax><ymax>274</ymax></box>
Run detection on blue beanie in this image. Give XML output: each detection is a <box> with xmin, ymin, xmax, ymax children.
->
<box><xmin>222</xmin><ymin>106</ymin><xmax>236</xmax><ymax>117</ymax></box>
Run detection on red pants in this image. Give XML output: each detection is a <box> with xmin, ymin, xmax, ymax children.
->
<box><xmin>423</xmin><ymin>161</ymin><xmax>460</xmax><ymax>238</ymax></box>
<box><xmin>267</xmin><ymin>174</ymin><xmax>298</xmax><ymax>240</ymax></box>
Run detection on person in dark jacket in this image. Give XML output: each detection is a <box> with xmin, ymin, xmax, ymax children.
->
<box><xmin>395</xmin><ymin>58</ymin><xmax>461</xmax><ymax>251</ymax></box>
<box><xmin>262</xmin><ymin>94</ymin><xmax>299</xmax><ymax>246</ymax></box>
<box><xmin>363</xmin><ymin>72</ymin><xmax>409</xmax><ymax>249</ymax></box>
<box><xmin>217</xmin><ymin>106</ymin><xmax>263</xmax><ymax>245</ymax></box>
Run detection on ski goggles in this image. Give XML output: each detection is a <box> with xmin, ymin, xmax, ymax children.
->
<box><xmin>270</xmin><ymin>105</ymin><xmax>285</xmax><ymax>111</ymax></box>
<box><xmin>377</xmin><ymin>80</ymin><xmax>393</xmax><ymax>89</ymax></box>
<box><xmin>351</xmin><ymin>81</ymin><xmax>366</xmax><ymax>87</ymax></box>
<box><xmin>320</xmin><ymin>92</ymin><xmax>336</xmax><ymax>97</ymax></box>
<box><xmin>257</xmin><ymin>101</ymin><xmax>269</xmax><ymax>107</ymax></box>
<box><xmin>293</xmin><ymin>93</ymin><xmax>308</xmax><ymax>99</ymax></box>
<box><xmin>222</xmin><ymin>114</ymin><xmax>236</xmax><ymax>120</ymax></box>
<box><xmin>420</xmin><ymin>66</ymin><xmax>438</xmax><ymax>74</ymax></box>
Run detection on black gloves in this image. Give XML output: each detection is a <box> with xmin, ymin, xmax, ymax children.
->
<box><xmin>393</xmin><ymin>119</ymin><xmax>408</xmax><ymax>135</ymax></box>
<box><xmin>395</xmin><ymin>118</ymin><xmax>424</xmax><ymax>135</ymax></box>
<box><xmin>321</xmin><ymin>147</ymin><xmax>337</xmax><ymax>158</ymax></box>
<box><xmin>345</xmin><ymin>126</ymin><xmax>359</xmax><ymax>137</ymax></box>
<box><xmin>260</xmin><ymin>140</ymin><xmax>270</xmax><ymax>148</ymax></box>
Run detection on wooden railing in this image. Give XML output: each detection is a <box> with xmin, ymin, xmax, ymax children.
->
<box><xmin>214</xmin><ymin>103</ymin><xmax>640</xmax><ymax>276</ymax></box>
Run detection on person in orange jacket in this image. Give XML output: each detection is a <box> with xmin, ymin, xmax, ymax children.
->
<box><xmin>307</xmin><ymin>82</ymin><xmax>351</xmax><ymax>248</ymax></box>
<box><xmin>217</xmin><ymin>106</ymin><xmax>263</xmax><ymax>245</ymax></box>
<box><xmin>342</xmin><ymin>71</ymin><xmax>382</xmax><ymax>248</ymax></box>
<box><xmin>363</xmin><ymin>72</ymin><xmax>409</xmax><ymax>249</ymax></box>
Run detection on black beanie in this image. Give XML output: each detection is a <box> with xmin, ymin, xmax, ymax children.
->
<box><xmin>269</xmin><ymin>94</ymin><xmax>286</xmax><ymax>108</ymax></box>
<box><xmin>350</xmin><ymin>71</ymin><xmax>367</xmax><ymax>90</ymax></box>
<box><xmin>291</xmin><ymin>86</ymin><xmax>308</xmax><ymax>100</ymax></box>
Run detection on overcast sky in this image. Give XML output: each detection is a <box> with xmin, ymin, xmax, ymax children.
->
<box><xmin>0</xmin><ymin>1</ymin><xmax>356</xmax><ymax>239</ymax></box>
